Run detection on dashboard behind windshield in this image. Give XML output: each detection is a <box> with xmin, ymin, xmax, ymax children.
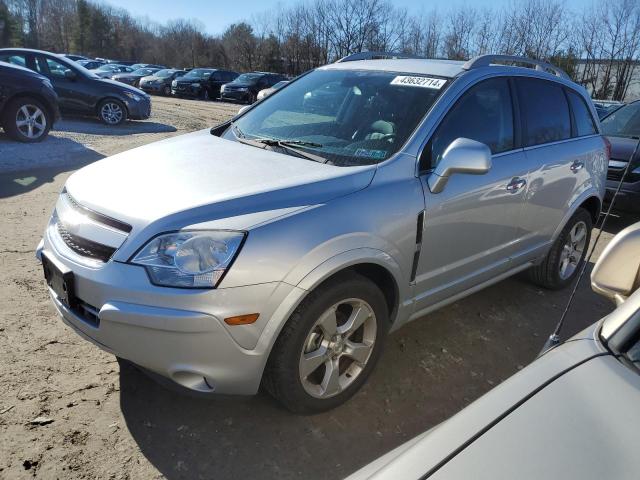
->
<box><xmin>601</xmin><ymin>102</ymin><xmax>640</xmax><ymax>138</ymax></box>
<box><xmin>225</xmin><ymin>69</ymin><xmax>449</xmax><ymax>166</ymax></box>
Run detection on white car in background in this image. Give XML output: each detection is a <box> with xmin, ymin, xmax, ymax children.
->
<box><xmin>347</xmin><ymin>222</ymin><xmax>640</xmax><ymax>480</ymax></box>
<box><xmin>257</xmin><ymin>80</ymin><xmax>289</xmax><ymax>100</ymax></box>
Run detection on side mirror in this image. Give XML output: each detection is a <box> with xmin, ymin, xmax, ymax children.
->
<box><xmin>591</xmin><ymin>221</ymin><xmax>640</xmax><ymax>305</ymax></box>
<box><xmin>238</xmin><ymin>105</ymin><xmax>251</xmax><ymax>115</ymax></box>
<box><xmin>427</xmin><ymin>138</ymin><xmax>492</xmax><ymax>194</ymax></box>
<box><xmin>64</xmin><ymin>69</ymin><xmax>77</xmax><ymax>80</ymax></box>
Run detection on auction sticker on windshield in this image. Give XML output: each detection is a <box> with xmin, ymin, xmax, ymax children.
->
<box><xmin>390</xmin><ymin>76</ymin><xmax>446</xmax><ymax>89</ymax></box>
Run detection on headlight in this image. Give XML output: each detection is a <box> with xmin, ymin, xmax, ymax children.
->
<box><xmin>238</xmin><ymin>87</ymin><xmax>248</xmax><ymax>91</ymax></box>
<box><xmin>130</xmin><ymin>230</ymin><xmax>245</xmax><ymax>288</ymax></box>
<box><xmin>172</xmin><ymin>80</ymin><xmax>177</xmax><ymax>87</ymax></box>
<box><xmin>123</xmin><ymin>91</ymin><xmax>142</xmax><ymax>102</ymax></box>
<box><xmin>191</xmin><ymin>82</ymin><xmax>201</xmax><ymax>87</ymax></box>
<box><xmin>220</xmin><ymin>85</ymin><xmax>226</xmax><ymax>92</ymax></box>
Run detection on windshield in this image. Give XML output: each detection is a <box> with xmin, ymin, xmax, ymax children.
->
<box><xmin>155</xmin><ymin>69</ymin><xmax>176</xmax><ymax>78</ymax></box>
<box><xmin>133</xmin><ymin>68</ymin><xmax>155</xmax><ymax>76</ymax></box>
<box><xmin>183</xmin><ymin>69</ymin><xmax>213</xmax><ymax>79</ymax></box>
<box><xmin>601</xmin><ymin>102</ymin><xmax>640</xmax><ymax>139</ymax></box>
<box><xmin>96</xmin><ymin>64</ymin><xmax>119</xmax><ymax>71</ymax></box>
<box><xmin>234</xmin><ymin>73</ymin><xmax>262</xmax><ymax>84</ymax></box>
<box><xmin>225</xmin><ymin>69</ymin><xmax>448</xmax><ymax>166</ymax></box>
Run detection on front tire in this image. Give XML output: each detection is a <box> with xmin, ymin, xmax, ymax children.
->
<box><xmin>528</xmin><ymin>208</ymin><xmax>592</xmax><ymax>289</ymax></box>
<box><xmin>2</xmin><ymin>98</ymin><xmax>51</xmax><ymax>142</ymax></box>
<box><xmin>98</xmin><ymin>99</ymin><xmax>127</xmax><ymax>125</ymax></box>
<box><xmin>263</xmin><ymin>272</ymin><xmax>389</xmax><ymax>414</ymax></box>
<box><xmin>163</xmin><ymin>86</ymin><xmax>171</xmax><ymax>96</ymax></box>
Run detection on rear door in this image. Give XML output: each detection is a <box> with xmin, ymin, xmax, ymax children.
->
<box><xmin>514</xmin><ymin>78</ymin><xmax>600</xmax><ymax>261</ymax></box>
<box><xmin>414</xmin><ymin>77</ymin><xmax>530</xmax><ymax>311</ymax></box>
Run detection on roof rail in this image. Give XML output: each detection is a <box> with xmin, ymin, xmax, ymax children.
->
<box><xmin>462</xmin><ymin>54</ymin><xmax>570</xmax><ymax>79</ymax></box>
<box><xmin>336</xmin><ymin>51</ymin><xmax>427</xmax><ymax>63</ymax></box>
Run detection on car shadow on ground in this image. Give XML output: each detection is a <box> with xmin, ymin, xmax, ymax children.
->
<box><xmin>54</xmin><ymin>117</ymin><xmax>177</xmax><ymax>136</ymax></box>
<box><xmin>0</xmin><ymin>134</ymin><xmax>104</xmax><ymax>198</ymax></box>
<box><xmin>119</xmin><ymin>268</ymin><xmax>613</xmax><ymax>480</ymax></box>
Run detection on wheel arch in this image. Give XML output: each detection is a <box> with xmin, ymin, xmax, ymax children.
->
<box><xmin>551</xmin><ymin>191</ymin><xmax>602</xmax><ymax>243</ymax></box>
<box><xmin>95</xmin><ymin>96</ymin><xmax>129</xmax><ymax>118</ymax></box>
<box><xmin>3</xmin><ymin>92</ymin><xmax>56</xmax><ymax>126</ymax></box>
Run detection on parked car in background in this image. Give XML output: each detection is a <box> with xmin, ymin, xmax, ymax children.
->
<box><xmin>0</xmin><ymin>48</ymin><xmax>151</xmax><ymax>125</ymax></box>
<box><xmin>600</xmin><ymin>100</ymin><xmax>640</xmax><ymax>213</ymax></box>
<box><xmin>131</xmin><ymin>63</ymin><xmax>166</xmax><ymax>70</ymax></box>
<box><xmin>172</xmin><ymin>68</ymin><xmax>238</xmax><ymax>99</ymax></box>
<box><xmin>302</xmin><ymin>80</ymin><xmax>351</xmax><ymax>115</ymax></box>
<box><xmin>346</xmin><ymin>221</ymin><xmax>640</xmax><ymax>480</ymax></box>
<box><xmin>93</xmin><ymin>64</ymin><xmax>134</xmax><ymax>79</ymax></box>
<box><xmin>77</xmin><ymin>59</ymin><xmax>105</xmax><ymax>70</ymax></box>
<box><xmin>64</xmin><ymin>54</ymin><xmax>89</xmax><ymax>62</ymax></box>
<box><xmin>257</xmin><ymin>80</ymin><xmax>289</xmax><ymax>101</ymax></box>
<box><xmin>593</xmin><ymin>99</ymin><xmax>624</xmax><ymax>119</ymax></box>
<box><xmin>139</xmin><ymin>68</ymin><xmax>186</xmax><ymax>96</ymax></box>
<box><xmin>221</xmin><ymin>71</ymin><xmax>287</xmax><ymax>103</ymax></box>
<box><xmin>36</xmin><ymin>54</ymin><xmax>606</xmax><ymax>413</ymax></box>
<box><xmin>105</xmin><ymin>60</ymin><xmax>136</xmax><ymax>66</ymax></box>
<box><xmin>0</xmin><ymin>61</ymin><xmax>59</xmax><ymax>142</ymax></box>
<box><xmin>111</xmin><ymin>67</ymin><xmax>160</xmax><ymax>87</ymax></box>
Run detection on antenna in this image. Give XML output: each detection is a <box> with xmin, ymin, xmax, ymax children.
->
<box><xmin>540</xmin><ymin>137</ymin><xmax>640</xmax><ymax>355</ymax></box>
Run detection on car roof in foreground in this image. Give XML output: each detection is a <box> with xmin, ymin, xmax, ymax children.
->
<box><xmin>321</xmin><ymin>58</ymin><xmax>466</xmax><ymax>78</ymax></box>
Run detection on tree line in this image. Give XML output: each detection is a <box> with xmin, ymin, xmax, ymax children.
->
<box><xmin>1</xmin><ymin>0</ymin><xmax>639</xmax><ymax>100</ymax></box>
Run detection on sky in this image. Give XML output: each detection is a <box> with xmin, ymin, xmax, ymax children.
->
<box><xmin>102</xmin><ymin>0</ymin><xmax>589</xmax><ymax>36</ymax></box>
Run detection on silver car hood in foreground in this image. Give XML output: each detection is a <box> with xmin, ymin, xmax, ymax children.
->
<box><xmin>346</xmin><ymin>324</ymin><xmax>640</xmax><ymax>479</ymax></box>
<box><xmin>65</xmin><ymin>129</ymin><xmax>375</xmax><ymax>234</ymax></box>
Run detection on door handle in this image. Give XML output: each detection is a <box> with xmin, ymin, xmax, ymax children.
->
<box><xmin>570</xmin><ymin>161</ymin><xmax>584</xmax><ymax>173</ymax></box>
<box><xmin>506</xmin><ymin>177</ymin><xmax>527</xmax><ymax>193</ymax></box>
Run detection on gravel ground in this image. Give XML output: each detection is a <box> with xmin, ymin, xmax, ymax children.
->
<box><xmin>0</xmin><ymin>96</ymin><xmax>636</xmax><ymax>480</ymax></box>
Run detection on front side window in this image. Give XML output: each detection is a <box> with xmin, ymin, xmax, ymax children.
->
<box><xmin>518</xmin><ymin>78</ymin><xmax>571</xmax><ymax>146</ymax></box>
<box><xmin>601</xmin><ymin>102</ymin><xmax>640</xmax><ymax>139</ymax></box>
<box><xmin>225</xmin><ymin>69</ymin><xmax>449</xmax><ymax>167</ymax></box>
<box><xmin>567</xmin><ymin>90</ymin><xmax>597</xmax><ymax>137</ymax></box>
<box><xmin>428</xmin><ymin>77</ymin><xmax>514</xmax><ymax>167</ymax></box>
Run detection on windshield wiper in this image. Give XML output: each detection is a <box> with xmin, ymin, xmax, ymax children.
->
<box><xmin>232</xmin><ymin>124</ymin><xmax>327</xmax><ymax>163</ymax></box>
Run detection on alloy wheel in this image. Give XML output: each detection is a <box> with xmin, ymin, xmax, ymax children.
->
<box><xmin>559</xmin><ymin>220</ymin><xmax>588</xmax><ymax>280</ymax></box>
<box><xmin>299</xmin><ymin>299</ymin><xmax>377</xmax><ymax>399</ymax></box>
<box><xmin>15</xmin><ymin>104</ymin><xmax>46</xmax><ymax>140</ymax></box>
<box><xmin>100</xmin><ymin>102</ymin><xmax>124</xmax><ymax>124</ymax></box>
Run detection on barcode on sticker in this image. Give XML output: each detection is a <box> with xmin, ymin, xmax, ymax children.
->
<box><xmin>390</xmin><ymin>76</ymin><xmax>446</xmax><ymax>89</ymax></box>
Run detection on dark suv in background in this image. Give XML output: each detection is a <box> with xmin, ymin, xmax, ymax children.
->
<box><xmin>0</xmin><ymin>48</ymin><xmax>151</xmax><ymax>125</ymax></box>
<box><xmin>140</xmin><ymin>69</ymin><xmax>186</xmax><ymax>96</ymax></box>
<box><xmin>171</xmin><ymin>68</ymin><xmax>238</xmax><ymax>100</ymax></box>
<box><xmin>601</xmin><ymin>100</ymin><xmax>640</xmax><ymax>213</ymax></box>
<box><xmin>0</xmin><ymin>61</ymin><xmax>59</xmax><ymax>142</ymax></box>
<box><xmin>220</xmin><ymin>72</ymin><xmax>288</xmax><ymax>103</ymax></box>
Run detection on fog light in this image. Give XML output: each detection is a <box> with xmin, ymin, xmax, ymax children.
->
<box><xmin>224</xmin><ymin>313</ymin><xmax>259</xmax><ymax>325</ymax></box>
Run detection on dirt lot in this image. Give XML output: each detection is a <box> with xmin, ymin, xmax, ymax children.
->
<box><xmin>0</xmin><ymin>95</ymin><xmax>636</xmax><ymax>480</ymax></box>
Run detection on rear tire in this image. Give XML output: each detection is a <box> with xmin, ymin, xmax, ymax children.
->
<box><xmin>528</xmin><ymin>208</ymin><xmax>592</xmax><ymax>289</ymax></box>
<box><xmin>98</xmin><ymin>99</ymin><xmax>127</xmax><ymax>125</ymax></box>
<box><xmin>2</xmin><ymin>97</ymin><xmax>51</xmax><ymax>142</ymax></box>
<box><xmin>263</xmin><ymin>272</ymin><xmax>389</xmax><ymax>414</ymax></box>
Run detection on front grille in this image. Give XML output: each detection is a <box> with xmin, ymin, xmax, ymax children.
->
<box><xmin>64</xmin><ymin>191</ymin><xmax>131</xmax><ymax>233</ymax></box>
<box><xmin>56</xmin><ymin>221</ymin><xmax>116</xmax><ymax>262</ymax></box>
<box><xmin>75</xmin><ymin>300</ymin><xmax>100</xmax><ymax>328</ymax></box>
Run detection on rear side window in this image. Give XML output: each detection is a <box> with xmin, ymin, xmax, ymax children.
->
<box><xmin>567</xmin><ymin>90</ymin><xmax>597</xmax><ymax>136</ymax></box>
<box><xmin>429</xmin><ymin>77</ymin><xmax>514</xmax><ymax>167</ymax></box>
<box><xmin>517</xmin><ymin>78</ymin><xmax>571</xmax><ymax>146</ymax></box>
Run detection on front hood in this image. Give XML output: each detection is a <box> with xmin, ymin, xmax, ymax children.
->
<box><xmin>606</xmin><ymin>135</ymin><xmax>640</xmax><ymax>163</ymax></box>
<box><xmin>96</xmin><ymin>77</ymin><xmax>145</xmax><ymax>95</ymax></box>
<box><xmin>65</xmin><ymin>129</ymin><xmax>374</xmax><ymax>241</ymax></box>
<box><xmin>226</xmin><ymin>82</ymin><xmax>253</xmax><ymax>88</ymax></box>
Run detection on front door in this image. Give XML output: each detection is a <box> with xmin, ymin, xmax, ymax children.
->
<box><xmin>413</xmin><ymin>77</ymin><xmax>529</xmax><ymax>312</ymax></box>
<box><xmin>34</xmin><ymin>55</ymin><xmax>89</xmax><ymax>113</ymax></box>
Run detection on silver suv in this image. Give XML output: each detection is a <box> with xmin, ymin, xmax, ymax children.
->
<box><xmin>37</xmin><ymin>54</ymin><xmax>607</xmax><ymax>413</ymax></box>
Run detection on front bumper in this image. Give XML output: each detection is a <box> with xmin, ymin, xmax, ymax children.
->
<box><xmin>125</xmin><ymin>97</ymin><xmax>151</xmax><ymax>120</ymax></box>
<box><xmin>140</xmin><ymin>83</ymin><xmax>165</xmax><ymax>94</ymax></box>
<box><xmin>37</xmin><ymin>226</ymin><xmax>303</xmax><ymax>395</ymax></box>
<box><xmin>221</xmin><ymin>90</ymin><xmax>250</xmax><ymax>102</ymax></box>
<box><xmin>605</xmin><ymin>178</ymin><xmax>640</xmax><ymax>213</ymax></box>
<box><xmin>172</xmin><ymin>84</ymin><xmax>202</xmax><ymax>97</ymax></box>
